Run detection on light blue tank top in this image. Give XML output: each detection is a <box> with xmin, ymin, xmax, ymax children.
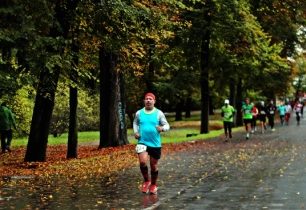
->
<box><xmin>138</xmin><ymin>108</ymin><xmax>161</xmax><ymax>147</ymax></box>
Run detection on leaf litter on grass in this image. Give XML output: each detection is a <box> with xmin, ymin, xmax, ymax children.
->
<box><xmin>0</xmin><ymin>136</ymin><xmax>300</xmax><ymax>189</ymax></box>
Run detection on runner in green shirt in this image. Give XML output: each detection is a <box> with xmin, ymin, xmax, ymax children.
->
<box><xmin>0</xmin><ymin>102</ymin><xmax>17</xmax><ymax>152</ymax></box>
<box><xmin>242</xmin><ymin>98</ymin><xmax>253</xmax><ymax>139</ymax></box>
<box><xmin>221</xmin><ymin>99</ymin><xmax>235</xmax><ymax>142</ymax></box>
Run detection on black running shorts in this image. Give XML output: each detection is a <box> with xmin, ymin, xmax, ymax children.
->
<box><xmin>146</xmin><ymin>146</ymin><xmax>162</xmax><ymax>160</ymax></box>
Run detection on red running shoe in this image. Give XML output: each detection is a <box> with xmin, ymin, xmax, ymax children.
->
<box><xmin>141</xmin><ymin>181</ymin><xmax>151</xmax><ymax>193</ymax></box>
<box><xmin>149</xmin><ymin>184</ymin><xmax>158</xmax><ymax>194</ymax></box>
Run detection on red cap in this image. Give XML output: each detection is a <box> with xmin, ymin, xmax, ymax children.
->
<box><xmin>144</xmin><ymin>92</ymin><xmax>156</xmax><ymax>100</ymax></box>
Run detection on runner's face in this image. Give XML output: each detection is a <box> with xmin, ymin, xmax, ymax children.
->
<box><xmin>144</xmin><ymin>96</ymin><xmax>155</xmax><ymax>110</ymax></box>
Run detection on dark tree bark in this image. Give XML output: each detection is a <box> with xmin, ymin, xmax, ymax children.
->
<box><xmin>25</xmin><ymin>68</ymin><xmax>60</xmax><ymax>161</ymax></box>
<box><xmin>145</xmin><ymin>38</ymin><xmax>155</xmax><ymax>92</ymax></box>
<box><xmin>67</xmin><ymin>87</ymin><xmax>78</xmax><ymax>158</ymax></box>
<box><xmin>25</xmin><ymin>0</ymin><xmax>79</xmax><ymax>162</ymax></box>
<box><xmin>235</xmin><ymin>78</ymin><xmax>243</xmax><ymax>126</ymax></box>
<box><xmin>200</xmin><ymin>2</ymin><xmax>212</xmax><ymax>134</ymax></box>
<box><xmin>175</xmin><ymin>99</ymin><xmax>184</xmax><ymax>121</ymax></box>
<box><xmin>229</xmin><ymin>78</ymin><xmax>236</xmax><ymax>106</ymax></box>
<box><xmin>184</xmin><ymin>97</ymin><xmax>192</xmax><ymax>118</ymax></box>
<box><xmin>67</xmin><ymin>39</ymin><xmax>79</xmax><ymax>159</ymax></box>
<box><xmin>99</xmin><ymin>48</ymin><xmax>128</xmax><ymax>148</ymax></box>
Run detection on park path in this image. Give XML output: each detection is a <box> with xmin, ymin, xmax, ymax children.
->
<box><xmin>1</xmin><ymin>115</ymin><xmax>306</xmax><ymax>209</ymax></box>
<box><xmin>108</xmin><ymin>116</ymin><xmax>306</xmax><ymax>209</ymax></box>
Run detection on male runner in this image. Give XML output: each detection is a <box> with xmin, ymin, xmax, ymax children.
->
<box><xmin>242</xmin><ymin>98</ymin><xmax>253</xmax><ymax>139</ymax></box>
<box><xmin>221</xmin><ymin>99</ymin><xmax>235</xmax><ymax>141</ymax></box>
<box><xmin>266</xmin><ymin>100</ymin><xmax>277</xmax><ymax>131</ymax></box>
<box><xmin>133</xmin><ymin>93</ymin><xmax>170</xmax><ymax>194</ymax></box>
<box><xmin>257</xmin><ymin>101</ymin><xmax>267</xmax><ymax>133</ymax></box>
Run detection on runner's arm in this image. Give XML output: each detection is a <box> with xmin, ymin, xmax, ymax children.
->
<box><xmin>133</xmin><ymin>111</ymin><xmax>140</xmax><ymax>138</ymax></box>
<box><xmin>158</xmin><ymin>111</ymin><xmax>170</xmax><ymax>132</ymax></box>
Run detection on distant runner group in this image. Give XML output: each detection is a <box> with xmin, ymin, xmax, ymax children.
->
<box><xmin>221</xmin><ymin>97</ymin><xmax>304</xmax><ymax>141</ymax></box>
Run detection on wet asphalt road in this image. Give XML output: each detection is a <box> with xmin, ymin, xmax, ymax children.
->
<box><xmin>82</xmin><ymin>115</ymin><xmax>306</xmax><ymax>210</ymax></box>
<box><xmin>117</xmin><ymin>116</ymin><xmax>306</xmax><ymax>210</ymax></box>
<box><xmin>1</xmin><ymin>116</ymin><xmax>306</xmax><ymax>210</ymax></box>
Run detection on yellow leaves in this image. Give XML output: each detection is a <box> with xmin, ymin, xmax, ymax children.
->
<box><xmin>96</xmin><ymin>199</ymin><xmax>103</xmax><ymax>204</ymax></box>
<box><xmin>237</xmin><ymin>149</ymin><xmax>251</xmax><ymax>162</ymax></box>
<box><xmin>0</xmin><ymin>145</ymin><xmax>138</xmax><ymax>181</ymax></box>
<box><xmin>133</xmin><ymin>1</ymin><xmax>149</xmax><ymax>10</ymax></box>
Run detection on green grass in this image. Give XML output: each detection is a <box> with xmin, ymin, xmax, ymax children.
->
<box><xmin>12</xmin><ymin>126</ymin><xmax>243</xmax><ymax>147</ymax></box>
<box><xmin>12</xmin><ymin>131</ymin><xmax>101</xmax><ymax>147</ymax></box>
<box><xmin>11</xmin><ymin>111</ymin><xmax>242</xmax><ymax>147</ymax></box>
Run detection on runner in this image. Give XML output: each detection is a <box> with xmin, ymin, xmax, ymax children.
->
<box><xmin>284</xmin><ymin>101</ymin><xmax>292</xmax><ymax>125</ymax></box>
<box><xmin>251</xmin><ymin>103</ymin><xmax>258</xmax><ymax>133</ymax></box>
<box><xmin>133</xmin><ymin>92</ymin><xmax>170</xmax><ymax>194</ymax></box>
<box><xmin>266</xmin><ymin>100</ymin><xmax>277</xmax><ymax>131</ymax></box>
<box><xmin>242</xmin><ymin>98</ymin><xmax>253</xmax><ymax>139</ymax></box>
<box><xmin>293</xmin><ymin>99</ymin><xmax>303</xmax><ymax>126</ymax></box>
<box><xmin>221</xmin><ymin>99</ymin><xmax>235</xmax><ymax>142</ymax></box>
<box><xmin>257</xmin><ymin>101</ymin><xmax>267</xmax><ymax>133</ymax></box>
<box><xmin>0</xmin><ymin>102</ymin><xmax>17</xmax><ymax>153</ymax></box>
<box><xmin>277</xmin><ymin>101</ymin><xmax>286</xmax><ymax>126</ymax></box>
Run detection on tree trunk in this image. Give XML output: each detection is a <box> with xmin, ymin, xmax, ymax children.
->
<box><xmin>185</xmin><ymin>96</ymin><xmax>192</xmax><ymax>118</ymax></box>
<box><xmin>145</xmin><ymin>38</ymin><xmax>155</xmax><ymax>92</ymax></box>
<box><xmin>24</xmin><ymin>0</ymin><xmax>80</xmax><ymax>162</ymax></box>
<box><xmin>229</xmin><ymin>78</ymin><xmax>236</xmax><ymax>106</ymax></box>
<box><xmin>67</xmin><ymin>39</ymin><xmax>79</xmax><ymax>159</ymax></box>
<box><xmin>67</xmin><ymin>86</ymin><xmax>78</xmax><ymax>158</ymax></box>
<box><xmin>99</xmin><ymin>48</ymin><xmax>128</xmax><ymax>148</ymax></box>
<box><xmin>24</xmin><ymin>68</ymin><xmax>60</xmax><ymax>162</ymax></box>
<box><xmin>235</xmin><ymin>78</ymin><xmax>243</xmax><ymax>126</ymax></box>
<box><xmin>200</xmin><ymin>3</ymin><xmax>212</xmax><ymax>134</ymax></box>
<box><xmin>175</xmin><ymin>99</ymin><xmax>184</xmax><ymax>121</ymax></box>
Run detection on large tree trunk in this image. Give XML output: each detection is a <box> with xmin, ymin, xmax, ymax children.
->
<box><xmin>185</xmin><ymin>96</ymin><xmax>192</xmax><ymax>118</ymax></box>
<box><xmin>67</xmin><ymin>40</ymin><xmax>79</xmax><ymax>159</ymax></box>
<box><xmin>200</xmin><ymin>3</ymin><xmax>212</xmax><ymax>134</ymax></box>
<box><xmin>67</xmin><ymin>86</ymin><xmax>78</xmax><ymax>158</ymax></box>
<box><xmin>99</xmin><ymin>48</ymin><xmax>128</xmax><ymax>148</ymax></box>
<box><xmin>175</xmin><ymin>99</ymin><xmax>184</xmax><ymax>121</ymax></box>
<box><xmin>24</xmin><ymin>0</ymin><xmax>80</xmax><ymax>162</ymax></box>
<box><xmin>25</xmin><ymin>68</ymin><xmax>60</xmax><ymax>162</ymax></box>
<box><xmin>235</xmin><ymin>78</ymin><xmax>243</xmax><ymax>126</ymax></box>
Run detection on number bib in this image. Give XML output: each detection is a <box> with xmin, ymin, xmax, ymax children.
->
<box><xmin>135</xmin><ymin>144</ymin><xmax>147</xmax><ymax>153</ymax></box>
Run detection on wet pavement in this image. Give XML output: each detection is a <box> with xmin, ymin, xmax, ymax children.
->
<box><xmin>1</xmin><ymin>116</ymin><xmax>306</xmax><ymax>209</ymax></box>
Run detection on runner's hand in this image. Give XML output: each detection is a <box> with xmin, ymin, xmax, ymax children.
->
<box><xmin>156</xmin><ymin>126</ymin><xmax>163</xmax><ymax>132</ymax></box>
<box><xmin>135</xmin><ymin>132</ymin><xmax>140</xmax><ymax>139</ymax></box>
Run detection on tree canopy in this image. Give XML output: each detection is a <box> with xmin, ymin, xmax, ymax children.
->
<box><xmin>0</xmin><ymin>0</ymin><xmax>305</xmax><ymax>161</ymax></box>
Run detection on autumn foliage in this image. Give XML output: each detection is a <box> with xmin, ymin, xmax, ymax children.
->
<box><xmin>0</xmin><ymin>141</ymin><xmax>216</xmax><ymax>180</ymax></box>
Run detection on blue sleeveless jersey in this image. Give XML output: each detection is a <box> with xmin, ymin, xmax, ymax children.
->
<box><xmin>138</xmin><ymin>108</ymin><xmax>161</xmax><ymax>147</ymax></box>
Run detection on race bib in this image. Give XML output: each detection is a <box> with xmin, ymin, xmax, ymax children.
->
<box><xmin>135</xmin><ymin>144</ymin><xmax>147</xmax><ymax>153</ymax></box>
<box><xmin>260</xmin><ymin>111</ymin><xmax>266</xmax><ymax>114</ymax></box>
